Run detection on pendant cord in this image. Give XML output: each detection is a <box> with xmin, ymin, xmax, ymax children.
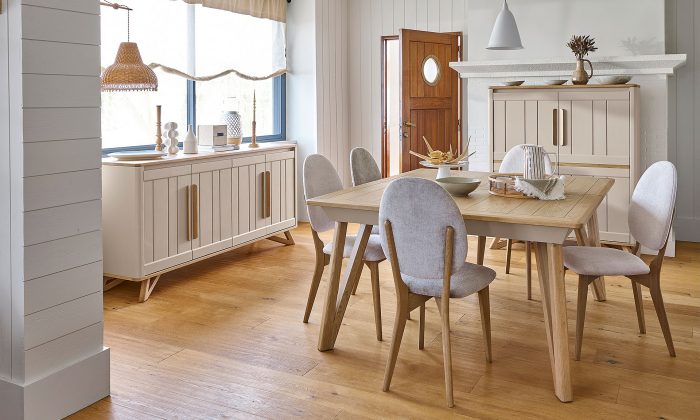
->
<box><xmin>127</xmin><ymin>9</ymin><xmax>130</xmax><ymax>42</ymax></box>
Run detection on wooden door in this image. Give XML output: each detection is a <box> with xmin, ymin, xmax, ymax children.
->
<box><xmin>400</xmin><ymin>29</ymin><xmax>461</xmax><ymax>172</ymax></box>
<box><xmin>191</xmin><ymin>159</ymin><xmax>234</xmax><ymax>259</ymax></box>
<box><xmin>142</xmin><ymin>167</ymin><xmax>193</xmax><ymax>275</ymax></box>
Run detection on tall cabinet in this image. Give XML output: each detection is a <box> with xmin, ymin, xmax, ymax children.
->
<box><xmin>489</xmin><ymin>85</ymin><xmax>640</xmax><ymax>244</ymax></box>
<box><xmin>103</xmin><ymin>143</ymin><xmax>297</xmax><ymax>301</ymax></box>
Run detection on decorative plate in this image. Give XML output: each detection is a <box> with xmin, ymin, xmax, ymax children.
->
<box><xmin>108</xmin><ymin>150</ymin><xmax>167</xmax><ymax>161</ymax></box>
<box><xmin>544</xmin><ymin>79</ymin><xmax>567</xmax><ymax>85</ymax></box>
<box><xmin>502</xmin><ymin>80</ymin><xmax>525</xmax><ymax>86</ymax></box>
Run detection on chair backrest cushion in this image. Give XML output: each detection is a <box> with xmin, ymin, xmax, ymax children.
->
<box><xmin>350</xmin><ymin>147</ymin><xmax>382</xmax><ymax>186</ymax></box>
<box><xmin>629</xmin><ymin>161</ymin><xmax>677</xmax><ymax>251</ymax></box>
<box><xmin>303</xmin><ymin>154</ymin><xmax>343</xmax><ymax>233</ymax></box>
<box><xmin>500</xmin><ymin>144</ymin><xmax>554</xmax><ymax>175</ymax></box>
<box><xmin>379</xmin><ymin>177</ymin><xmax>467</xmax><ymax>280</ymax></box>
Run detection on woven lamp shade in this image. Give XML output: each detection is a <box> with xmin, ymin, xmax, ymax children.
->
<box><xmin>101</xmin><ymin>42</ymin><xmax>158</xmax><ymax>92</ymax></box>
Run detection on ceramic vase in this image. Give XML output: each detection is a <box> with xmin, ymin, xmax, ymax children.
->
<box><xmin>571</xmin><ymin>58</ymin><xmax>593</xmax><ymax>85</ymax></box>
<box><xmin>222</xmin><ymin>111</ymin><xmax>242</xmax><ymax>146</ymax></box>
<box><xmin>183</xmin><ymin>124</ymin><xmax>198</xmax><ymax>154</ymax></box>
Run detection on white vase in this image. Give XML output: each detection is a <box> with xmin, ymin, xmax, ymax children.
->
<box><xmin>183</xmin><ymin>124</ymin><xmax>198</xmax><ymax>154</ymax></box>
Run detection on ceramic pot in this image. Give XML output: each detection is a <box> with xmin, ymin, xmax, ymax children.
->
<box><xmin>183</xmin><ymin>124</ymin><xmax>198</xmax><ymax>154</ymax></box>
<box><xmin>571</xmin><ymin>58</ymin><xmax>593</xmax><ymax>85</ymax></box>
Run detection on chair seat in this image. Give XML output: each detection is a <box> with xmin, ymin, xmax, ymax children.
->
<box><xmin>563</xmin><ymin>246</ymin><xmax>650</xmax><ymax>276</ymax></box>
<box><xmin>401</xmin><ymin>262</ymin><xmax>496</xmax><ymax>298</ymax></box>
<box><xmin>323</xmin><ymin>234</ymin><xmax>386</xmax><ymax>262</ymax></box>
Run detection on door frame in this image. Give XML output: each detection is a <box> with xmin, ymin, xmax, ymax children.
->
<box><xmin>381</xmin><ymin>35</ymin><xmax>399</xmax><ymax>178</ymax></box>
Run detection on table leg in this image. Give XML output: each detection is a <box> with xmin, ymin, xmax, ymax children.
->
<box><xmin>318</xmin><ymin>223</ymin><xmax>372</xmax><ymax>351</ymax></box>
<box><xmin>534</xmin><ymin>242</ymin><xmax>573</xmax><ymax>402</ymax></box>
<box><xmin>477</xmin><ymin>236</ymin><xmax>486</xmax><ymax>266</ymax></box>
<box><xmin>585</xmin><ymin>213</ymin><xmax>606</xmax><ymax>302</ymax></box>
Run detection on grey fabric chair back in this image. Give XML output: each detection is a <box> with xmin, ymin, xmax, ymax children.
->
<box><xmin>628</xmin><ymin>161</ymin><xmax>677</xmax><ymax>251</ymax></box>
<box><xmin>350</xmin><ymin>147</ymin><xmax>382</xmax><ymax>186</ymax></box>
<box><xmin>500</xmin><ymin>144</ymin><xmax>554</xmax><ymax>175</ymax></box>
<box><xmin>378</xmin><ymin>177</ymin><xmax>467</xmax><ymax>280</ymax></box>
<box><xmin>303</xmin><ymin>154</ymin><xmax>343</xmax><ymax>233</ymax></box>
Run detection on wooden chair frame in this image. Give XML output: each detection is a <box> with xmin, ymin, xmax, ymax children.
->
<box><xmin>382</xmin><ymin>221</ymin><xmax>492</xmax><ymax>408</ymax></box>
<box><xmin>303</xmin><ymin>229</ymin><xmax>384</xmax><ymax>341</ymax></box>
<box><xmin>574</xmin><ymin>221</ymin><xmax>676</xmax><ymax>360</ymax></box>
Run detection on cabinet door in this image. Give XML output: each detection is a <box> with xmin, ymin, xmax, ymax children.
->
<box><xmin>142</xmin><ymin>167</ymin><xmax>193</xmax><ymax>275</ymax></box>
<box><xmin>265</xmin><ymin>150</ymin><xmax>297</xmax><ymax>232</ymax></box>
<box><xmin>232</xmin><ymin>154</ymin><xmax>267</xmax><ymax>245</ymax></box>
<box><xmin>191</xmin><ymin>159</ymin><xmax>234</xmax><ymax>259</ymax></box>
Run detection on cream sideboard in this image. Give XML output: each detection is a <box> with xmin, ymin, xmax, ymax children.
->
<box><xmin>489</xmin><ymin>85</ymin><xmax>640</xmax><ymax>244</ymax></box>
<box><xmin>102</xmin><ymin>142</ymin><xmax>297</xmax><ymax>301</ymax></box>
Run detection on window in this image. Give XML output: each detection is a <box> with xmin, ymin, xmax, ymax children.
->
<box><xmin>101</xmin><ymin>0</ymin><xmax>285</xmax><ymax>152</ymax></box>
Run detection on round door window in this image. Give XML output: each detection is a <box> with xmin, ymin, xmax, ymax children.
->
<box><xmin>422</xmin><ymin>55</ymin><xmax>440</xmax><ymax>86</ymax></box>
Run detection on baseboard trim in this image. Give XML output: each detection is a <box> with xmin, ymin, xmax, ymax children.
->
<box><xmin>0</xmin><ymin>347</ymin><xmax>110</xmax><ymax>420</ymax></box>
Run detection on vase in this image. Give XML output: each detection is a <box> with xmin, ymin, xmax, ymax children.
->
<box><xmin>183</xmin><ymin>124</ymin><xmax>198</xmax><ymax>154</ymax></box>
<box><xmin>571</xmin><ymin>58</ymin><xmax>593</xmax><ymax>85</ymax></box>
<box><xmin>222</xmin><ymin>111</ymin><xmax>242</xmax><ymax>146</ymax></box>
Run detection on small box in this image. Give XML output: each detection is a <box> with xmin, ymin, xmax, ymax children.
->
<box><xmin>198</xmin><ymin>125</ymin><xmax>227</xmax><ymax>147</ymax></box>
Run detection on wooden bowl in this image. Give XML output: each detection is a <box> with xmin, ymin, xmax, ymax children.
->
<box><xmin>436</xmin><ymin>177</ymin><xmax>481</xmax><ymax>197</ymax></box>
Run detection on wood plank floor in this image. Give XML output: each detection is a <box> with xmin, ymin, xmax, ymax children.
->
<box><xmin>72</xmin><ymin>224</ymin><xmax>700</xmax><ymax>419</ymax></box>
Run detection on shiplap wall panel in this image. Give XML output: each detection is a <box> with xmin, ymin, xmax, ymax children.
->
<box><xmin>24</xmin><ymin>169</ymin><xmax>101</xmax><ymax>211</ymax></box>
<box><xmin>24</xmin><ymin>199</ymin><xmax>101</xmax><ymax>246</ymax></box>
<box><xmin>24</xmin><ymin>292</ymin><xmax>102</xmax><ymax>350</ymax></box>
<box><xmin>23</xmin><ymin>75</ymin><xmax>100</xmax><ymax>108</ymax></box>
<box><xmin>345</xmin><ymin>0</ymin><xmax>468</xmax><ymax>180</ymax></box>
<box><xmin>24</xmin><ymin>230</ymin><xmax>102</xmax><ymax>281</ymax></box>
<box><xmin>23</xmin><ymin>108</ymin><xmax>101</xmax><ymax>142</ymax></box>
<box><xmin>24</xmin><ymin>138</ymin><xmax>101</xmax><ymax>177</ymax></box>
<box><xmin>21</xmin><ymin>5</ymin><xmax>100</xmax><ymax>45</ymax></box>
<box><xmin>22</xmin><ymin>40</ymin><xmax>100</xmax><ymax>76</ymax></box>
<box><xmin>21</xmin><ymin>0</ymin><xmax>100</xmax><ymax>14</ymax></box>
<box><xmin>24</xmin><ymin>322</ymin><xmax>103</xmax><ymax>383</ymax></box>
<box><xmin>24</xmin><ymin>261</ymin><xmax>102</xmax><ymax>316</ymax></box>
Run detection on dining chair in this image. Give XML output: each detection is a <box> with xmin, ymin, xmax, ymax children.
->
<box><xmin>350</xmin><ymin>147</ymin><xmax>382</xmax><ymax>186</ymax></box>
<box><xmin>379</xmin><ymin>177</ymin><xmax>496</xmax><ymax>407</ymax></box>
<box><xmin>496</xmin><ymin>145</ymin><xmax>554</xmax><ymax>299</ymax></box>
<box><xmin>302</xmin><ymin>154</ymin><xmax>386</xmax><ymax>341</ymax></box>
<box><xmin>564</xmin><ymin>161</ymin><xmax>678</xmax><ymax>359</ymax></box>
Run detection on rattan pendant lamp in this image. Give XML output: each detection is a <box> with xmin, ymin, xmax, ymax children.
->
<box><xmin>100</xmin><ymin>1</ymin><xmax>158</xmax><ymax>92</ymax></box>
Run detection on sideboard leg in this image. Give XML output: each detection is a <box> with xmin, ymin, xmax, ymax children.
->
<box><xmin>266</xmin><ymin>230</ymin><xmax>295</xmax><ymax>246</ymax></box>
<box><xmin>139</xmin><ymin>275</ymin><xmax>161</xmax><ymax>302</ymax></box>
<box><xmin>103</xmin><ymin>277</ymin><xmax>125</xmax><ymax>292</ymax></box>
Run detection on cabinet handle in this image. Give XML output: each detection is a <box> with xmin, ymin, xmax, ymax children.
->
<box><xmin>265</xmin><ymin>170</ymin><xmax>271</xmax><ymax>218</ymax></box>
<box><xmin>552</xmin><ymin>108</ymin><xmax>558</xmax><ymax>146</ymax></box>
<box><xmin>191</xmin><ymin>184</ymin><xmax>199</xmax><ymax>240</ymax></box>
<box><xmin>559</xmin><ymin>109</ymin><xmax>566</xmax><ymax>146</ymax></box>
<box><xmin>186</xmin><ymin>185</ymin><xmax>191</xmax><ymax>241</ymax></box>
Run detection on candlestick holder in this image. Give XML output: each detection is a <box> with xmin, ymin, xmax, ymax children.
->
<box><xmin>154</xmin><ymin>105</ymin><xmax>164</xmax><ymax>151</ymax></box>
<box><xmin>248</xmin><ymin>90</ymin><xmax>260</xmax><ymax>148</ymax></box>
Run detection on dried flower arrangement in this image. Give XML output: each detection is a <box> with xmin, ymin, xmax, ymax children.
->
<box><xmin>566</xmin><ymin>35</ymin><xmax>597</xmax><ymax>60</ymax></box>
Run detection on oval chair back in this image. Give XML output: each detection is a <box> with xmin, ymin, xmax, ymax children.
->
<box><xmin>350</xmin><ymin>147</ymin><xmax>382</xmax><ymax>186</ymax></box>
<box><xmin>303</xmin><ymin>154</ymin><xmax>343</xmax><ymax>233</ymax></box>
<box><xmin>500</xmin><ymin>144</ymin><xmax>554</xmax><ymax>175</ymax></box>
<box><xmin>629</xmin><ymin>161</ymin><xmax>677</xmax><ymax>252</ymax></box>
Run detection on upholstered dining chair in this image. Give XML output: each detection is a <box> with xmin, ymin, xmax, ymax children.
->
<box><xmin>379</xmin><ymin>177</ymin><xmax>496</xmax><ymax>408</ymax></box>
<box><xmin>350</xmin><ymin>147</ymin><xmax>382</xmax><ymax>187</ymax></box>
<box><xmin>564</xmin><ymin>161</ymin><xmax>678</xmax><ymax>360</ymax></box>
<box><xmin>497</xmin><ymin>144</ymin><xmax>554</xmax><ymax>300</ymax></box>
<box><xmin>302</xmin><ymin>154</ymin><xmax>385</xmax><ymax>340</ymax></box>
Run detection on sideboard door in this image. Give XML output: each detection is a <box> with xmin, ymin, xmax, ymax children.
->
<box><xmin>143</xmin><ymin>167</ymin><xmax>193</xmax><ymax>276</ymax></box>
<box><xmin>191</xmin><ymin>159</ymin><xmax>235</xmax><ymax>259</ymax></box>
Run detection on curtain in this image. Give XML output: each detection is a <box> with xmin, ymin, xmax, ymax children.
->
<box><xmin>148</xmin><ymin>0</ymin><xmax>287</xmax><ymax>82</ymax></box>
<box><xmin>182</xmin><ymin>0</ymin><xmax>287</xmax><ymax>23</ymax></box>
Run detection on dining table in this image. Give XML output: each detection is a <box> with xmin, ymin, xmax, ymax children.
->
<box><xmin>305</xmin><ymin>169</ymin><xmax>614</xmax><ymax>402</ymax></box>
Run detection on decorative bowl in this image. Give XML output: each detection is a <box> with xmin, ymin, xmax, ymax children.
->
<box><xmin>544</xmin><ymin>79</ymin><xmax>567</xmax><ymax>85</ymax></box>
<box><xmin>436</xmin><ymin>177</ymin><xmax>481</xmax><ymax>197</ymax></box>
<box><xmin>502</xmin><ymin>80</ymin><xmax>524</xmax><ymax>86</ymax></box>
<box><xmin>597</xmin><ymin>75</ymin><xmax>632</xmax><ymax>85</ymax></box>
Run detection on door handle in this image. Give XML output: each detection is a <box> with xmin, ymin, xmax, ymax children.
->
<box><xmin>552</xmin><ymin>108</ymin><xmax>558</xmax><ymax>146</ymax></box>
<box><xmin>403</xmin><ymin>121</ymin><xmax>416</xmax><ymax>127</ymax></box>
<box><xmin>191</xmin><ymin>184</ymin><xmax>199</xmax><ymax>240</ymax></box>
<box><xmin>559</xmin><ymin>109</ymin><xmax>566</xmax><ymax>146</ymax></box>
<box><xmin>186</xmin><ymin>185</ymin><xmax>191</xmax><ymax>241</ymax></box>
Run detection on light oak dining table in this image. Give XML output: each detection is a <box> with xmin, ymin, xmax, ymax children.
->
<box><xmin>306</xmin><ymin>169</ymin><xmax>614</xmax><ymax>402</ymax></box>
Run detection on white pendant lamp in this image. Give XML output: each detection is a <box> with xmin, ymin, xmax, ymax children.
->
<box><xmin>487</xmin><ymin>0</ymin><xmax>523</xmax><ymax>50</ymax></box>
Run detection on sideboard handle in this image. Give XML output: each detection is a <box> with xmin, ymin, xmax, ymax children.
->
<box><xmin>552</xmin><ymin>108</ymin><xmax>558</xmax><ymax>146</ymax></box>
<box><xmin>192</xmin><ymin>184</ymin><xmax>199</xmax><ymax>240</ymax></box>
<box><xmin>186</xmin><ymin>185</ymin><xmax>191</xmax><ymax>241</ymax></box>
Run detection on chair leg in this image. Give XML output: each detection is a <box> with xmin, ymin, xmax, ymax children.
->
<box><xmin>525</xmin><ymin>241</ymin><xmax>532</xmax><ymax>300</ymax></box>
<box><xmin>478</xmin><ymin>287</ymin><xmax>492</xmax><ymax>363</ymax></box>
<box><xmin>368</xmin><ymin>262</ymin><xmax>382</xmax><ymax>341</ymax></box>
<box><xmin>631</xmin><ymin>280</ymin><xmax>646</xmax><ymax>334</ymax></box>
<box><xmin>505</xmin><ymin>239</ymin><xmax>513</xmax><ymax>274</ymax></box>
<box><xmin>649</xmin><ymin>287</ymin><xmax>676</xmax><ymax>357</ymax></box>
<box><xmin>435</xmin><ymin>297</ymin><xmax>454</xmax><ymax>408</ymax></box>
<box><xmin>575</xmin><ymin>275</ymin><xmax>590</xmax><ymax>361</ymax></box>
<box><xmin>351</xmin><ymin>274</ymin><xmax>360</xmax><ymax>295</ymax></box>
<box><xmin>303</xmin><ymin>258</ymin><xmax>325</xmax><ymax>323</ymax></box>
<box><xmin>418</xmin><ymin>303</ymin><xmax>426</xmax><ymax>350</ymax></box>
<box><xmin>382</xmin><ymin>303</ymin><xmax>408</xmax><ymax>392</ymax></box>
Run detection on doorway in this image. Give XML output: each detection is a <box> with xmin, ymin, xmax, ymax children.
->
<box><xmin>381</xmin><ymin>36</ymin><xmax>400</xmax><ymax>177</ymax></box>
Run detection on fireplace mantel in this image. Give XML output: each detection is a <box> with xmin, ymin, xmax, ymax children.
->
<box><xmin>450</xmin><ymin>54</ymin><xmax>687</xmax><ymax>78</ymax></box>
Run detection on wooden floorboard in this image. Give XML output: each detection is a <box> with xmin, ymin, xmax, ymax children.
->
<box><xmin>72</xmin><ymin>224</ymin><xmax>700</xmax><ymax>419</ymax></box>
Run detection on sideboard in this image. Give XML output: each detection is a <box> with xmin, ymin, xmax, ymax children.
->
<box><xmin>489</xmin><ymin>84</ymin><xmax>640</xmax><ymax>245</ymax></box>
<box><xmin>102</xmin><ymin>142</ymin><xmax>297</xmax><ymax>301</ymax></box>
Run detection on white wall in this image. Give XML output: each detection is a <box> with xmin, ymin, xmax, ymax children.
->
<box><xmin>0</xmin><ymin>1</ymin><xmax>109</xmax><ymax>417</ymax></box>
<box><xmin>667</xmin><ymin>0</ymin><xmax>700</xmax><ymax>241</ymax></box>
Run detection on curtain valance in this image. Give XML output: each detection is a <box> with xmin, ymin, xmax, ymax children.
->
<box><xmin>182</xmin><ymin>0</ymin><xmax>287</xmax><ymax>23</ymax></box>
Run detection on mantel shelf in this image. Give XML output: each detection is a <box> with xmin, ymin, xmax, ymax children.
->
<box><xmin>449</xmin><ymin>54</ymin><xmax>687</xmax><ymax>78</ymax></box>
